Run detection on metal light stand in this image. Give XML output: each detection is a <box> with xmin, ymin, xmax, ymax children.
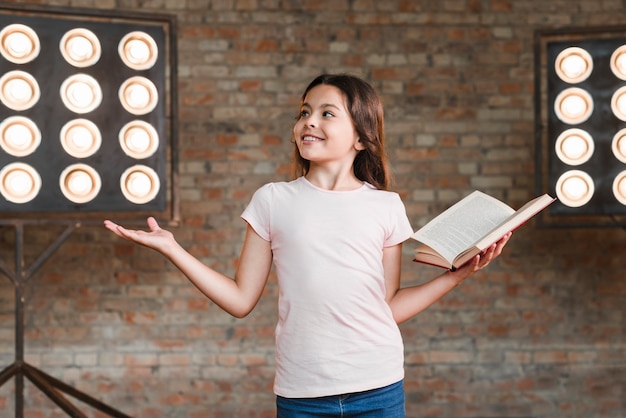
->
<box><xmin>0</xmin><ymin>219</ymin><xmax>131</xmax><ymax>418</ymax></box>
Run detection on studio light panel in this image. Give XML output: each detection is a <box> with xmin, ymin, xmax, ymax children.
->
<box><xmin>0</xmin><ymin>8</ymin><xmax>175</xmax><ymax>215</ymax></box>
<box><xmin>536</xmin><ymin>29</ymin><xmax>626</xmax><ymax>226</ymax></box>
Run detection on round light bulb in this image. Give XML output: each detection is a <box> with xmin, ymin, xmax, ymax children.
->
<box><xmin>562</xmin><ymin>55</ymin><xmax>585</xmax><ymax>77</ymax></box>
<box><xmin>556</xmin><ymin>170</ymin><xmax>594</xmax><ymax>208</ymax></box>
<box><xmin>67</xmin><ymin>35</ymin><xmax>93</xmax><ymax>61</ymax></box>
<box><xmin>0</xmin><ymin>163</ymin><xmax>41</xmax><ymax>203</ymax></box>
<box><xmin>6</xmin><ymin>32</ymin><xmax>31</xmax><ymax>58</ymax></box>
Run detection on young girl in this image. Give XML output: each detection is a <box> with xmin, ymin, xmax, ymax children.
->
<box><xmin>104</xmin><ymin>74</ymin><xmax>511</xmax><ymax>417</ymax></box>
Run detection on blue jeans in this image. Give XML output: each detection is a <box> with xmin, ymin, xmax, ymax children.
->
<box><xmin>276</xmin><ymin>380</ymin><xmax>405</xmax><ymax>417</ymax></box>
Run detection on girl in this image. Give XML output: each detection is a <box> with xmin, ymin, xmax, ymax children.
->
<box><xmin>104</xmin><ymin>74</ymin><xmax>510</xmax><ymax>417</ymax></box>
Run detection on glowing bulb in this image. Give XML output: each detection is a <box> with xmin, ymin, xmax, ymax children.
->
<box><xmin>69</xmin><ymin>81</ymin><xmax>94</xmax><ymax>107</ymax></box>
<box><xmin>60</xmin><ymin>164</ymin><xmax>101</xmax><ymax>203</ymax></box>
<box><xmin>561</xmin><ymin>54</ymin><xmax>585</xmax><ymax>78</ymax></box>
<box><xmin>68</xmin><ymin>126</ymin><xmax>93</xmax><ymax>150</ymax></box>
<box><xmin>0</xmin><ymin>116</ymin><xmax>41</xmax><ymax>157</ymax></box>
<box><xmin>128</xmin><ymin>39</ymin><xmax>150</xmax><ymax>62</ymax></box>
<box><xmin>555</xmin><ymin>88</ymin><xmax>593</xmax><ymax>124</ymax></box>
<box><xmin>7</xmin><ymin>78</ymin><xmax>31</xmax><ymax>102</ymax></box>
<box><xmin>60</xmin><ymin>28</ymin><xmax>100</xmax><ymax>67</ymax></box>
<box><xmin>562</xmin><ymin>95</ymin><xmax>585</xmax><ymax>118</ymax></box>
<box><xmin>120</xmin><ymin>165</ymin><xmax>159</xmax><ymax>204</ymax></box>
<box><xmin>555</xmin><ymin>47</ymin><xmax>593</xmax><ymax>83</ymax></box>
<box><xmin>5</xmin><ymin>124</ymin><xmax>30</xmax><ymax>148</ymax></box>
<box><xmin>556</xmin><ymin>170</ymin><xmax>594</xmax><ymax>207</ymax></box>
<box><xmin>6</xmin><ymin>170</ymin><xmax>32</xmax><ymax>197</ymax></box>
<box><xmin>127</xmin><ymin>84</ymin><xmax>150</xmax><ymax>108</ymax></box>
<box><xmin>0</xmin><ymin>163</ymin><xmax>41</xmax><ymax>203</ymax></box>
<box><xmin>67</xmin><ymin>35</ymin><xmax>93</xmax><ymax>61</ymax></box>
<box><xmin>60</xmin><ymin>74</ymin><xmax>102</xmax><ymax>113</ymax></box>
<box><xmin>0</xmin><ymin>24</ymin><xmax>40</xmax><ymax>64</ymax></box>
<box><xmin>67</xmin><ymin>170</ymin><xmax>92</xmax><ymax>196</ymax></box>
<box><xmin>6</xmin><ymin>32</ymin><xmax>31</xmax><ymax>58</ymax></box>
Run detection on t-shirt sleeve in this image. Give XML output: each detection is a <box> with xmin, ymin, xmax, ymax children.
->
<box><xmin>385</xmin><ymin>193</ymin><xmax>414</xmax><ymax>247</ymax></box>
<box><xmin>240</xmin><ymin>183</ymin><xmax>273</xmax><ymax>241</ymax></box>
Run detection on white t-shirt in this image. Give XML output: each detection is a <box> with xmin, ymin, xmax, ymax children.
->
<box><xmin>241</xmin><ymin>176</ymin><xmax>414</xmax><ymax>398</ymax></box>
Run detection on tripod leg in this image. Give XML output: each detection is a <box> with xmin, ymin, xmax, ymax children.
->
<box><xmin>0</xmin><ymin>362</ymin><xmax>18</xmax><ymax>387</ymax></box>
<box><xmin>23</xmin><ymin>364</ymin><xmax>132</xmax><ymax>418</ymax></box>
<box><xmin>23</xmin><ymin>364</ymin><xmax>87</xmax><ymax>418</ymax></box>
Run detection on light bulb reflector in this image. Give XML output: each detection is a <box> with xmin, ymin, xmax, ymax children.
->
<box><xmin>0</xmin><ymin>162</ymin><xmax>41</xmax><ymax>204</ymax></box>
<box><xmin>554</xmin><ymin>128</ymin><xmax>594</xmax><ymax>166</ymax></box>
<box><xmin>60</xmin><ymin>74</ymin><xmax>102</xmax><ymax>114</ymax></box>
<box><xmin>119</xmin><ymin>76</ymin><xmax>158</xmax><ymax>115</ymax></box>
<box><xmin>119</xmin><ymin>120</ymin><xmax>159</xmax><ymax>159</ymax></box>
<box><xmin>554</xmin><ymin>87</ymin><xmax>593</xmax><ymax>125</ymax></box>
<box><xmin>59</xmin><ymin>164</ymin><xmax>101</xmax><ymax>204</ymax></box>
<box><xmin>120</xmin><ymin>165</ymin><xmax>160</xmax><ymax>204</ymax></box>
<box><xmin>118</xmin><ymin>31</ymin><xmax>158</xmax><ymax>70</ymax></box>
<box><xmin>0</xmin><ymin>70</ymin><xmax>40</xmax><ymax>111</ymax></box>
<box><xmin>59</xmin><ymin>28</ymin><xmax>101</xmax><ymax>68</ymax></box>
<box><xmin>0</xmin><ymin>24</ymin><xmax>40</xmax><ymax>64</ymax></box>
<box><xmin>555</xmin><ymin>47</ymin><xmax>593</xmax><ymax>83</ymax></box>
<box><xmin>555</xmin><ymin>170</ymin><xmax>594</xmax><ymax>208</ymax></box>
<box><xmin>0</xmin><ymin>116</ymin><xmax>41</xmax><ymax>157</ymax></box>
<box><xmin>60</xmin><ymin>119</ymin><xmax>102</xmax><ymax>158</ymax></box>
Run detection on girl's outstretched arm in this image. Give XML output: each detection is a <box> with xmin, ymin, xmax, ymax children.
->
<box><xmin>386</xmin><ymin>232</ymin><xmax>512</xmax><ymax>324</ymax></box>
<box><xmin>104</xmin><ymin>217</ymin><xmax>272</xmax><ymax>318</ymax></box>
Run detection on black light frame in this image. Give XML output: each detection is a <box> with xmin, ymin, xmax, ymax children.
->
<box><xmin>0</xmin><ymin>3</ymin><xmax>179</xmax><ymax>226</ymax></box>
<box><xmin>534</xmin><ymin>25</ymin><xmax>626</xmax><ymax>228</ymax></box>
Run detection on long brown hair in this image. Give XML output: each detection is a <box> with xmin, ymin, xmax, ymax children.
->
<box><xmin>292</xmin><ymin>74</ymin><xmax>392</xmax><ymax>190</ymax></box>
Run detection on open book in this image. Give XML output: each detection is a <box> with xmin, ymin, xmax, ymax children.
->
<box><xmin>411</xmin><ymin>191</ymin><xmax>556</xmax><ymax>270</ymax></box>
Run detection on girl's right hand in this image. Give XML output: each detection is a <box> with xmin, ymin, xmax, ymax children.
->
<box><xmin>104</xmin><ymin>217</ymin><xmax>175</xmax><ymax>254</ymax></box>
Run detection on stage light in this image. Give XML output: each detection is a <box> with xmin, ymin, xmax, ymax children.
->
<box><xmin>555</xmin><ymin>47</ymin><xmax>593</xmax><ymax>83</ymax></box>
<box><xmin>119</xmin><ymin>76</ymin><xmax>158</xmax><ymax>115</ymax></box>
<box><xmin>0</xmin><ymin>5</ymin><xmax>178</xmax><ymax>221</ymax></box>
<box><xmin>60</xmin><ymin>119</ymin><xmax>101</xmax><ymax>158</ymax></box>
<box><xmin>555</xmin><ymin>170</ymin><xmax>595</xmax><ymax>207</ymax></box>
<box><xmin>0</xmin><ymin>116</ymin><xmax>41</xmax><ymax>157</ymax></box>
<box><xmin>59</xmin><ymin>73</ymin><xmax>102</xmax><ymax>114</ymax></box>
<box><xmin>0</xmin><ymin>23</ymin><xmax>39</xmax><ymax>64</ymax></box>
<box><xmin>0</xmin><ymin>70</ymin><xmax>39</xmax><ymax>111</ymax></box>
<box><xmin>59</xmin><ymin>28</ymin><xmax>101</xmax><ymax>67</ymax></box>
<box><xmin>554</xmin><ymin>87</ymin><xmax>593</xmax><ymax>124</ymax></box>
<box><xmin>535</xmin><ymin>27</ymin><xmax>626</xmax><ymax>226</ymax></box>
<box><xmin>0</xmin><ymin>162</ymin><xmax>41</xmax><ymax>204</ymax></box>
<box><xmin>59</xmin><ymin>163</ymin><xmax>101</xmax><ymax>204</ymax></box>
<box><xmin>119</xmin><ymin>31</ymin><xmax>158</xmax><ymax>70</ymax></box>
<box><xmin>120</xmin><ymin>165</ymin><xmax>160</xmax><ymax>204</ymax></box>
<box><xmin>119</xmin><ymin>120</ymin><xmax>158</xmax><ymax>159</ymax></box>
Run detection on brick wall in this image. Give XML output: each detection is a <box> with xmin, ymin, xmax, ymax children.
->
<box><xmin>0</xmin><ymin>0</ymin><xmax>624</xmax><ymax>417</ymax></box>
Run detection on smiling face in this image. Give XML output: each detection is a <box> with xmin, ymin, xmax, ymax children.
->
<box><xmin>293</xmin><ymin>84</ymin><xmax>364</xmax><ymax>170</ymax></box>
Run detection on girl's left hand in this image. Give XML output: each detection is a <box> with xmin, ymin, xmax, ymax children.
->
<box><xmin>450</xmin><ymin>231</ymin><xmax>512</xmax><ymax>282</ymax></box>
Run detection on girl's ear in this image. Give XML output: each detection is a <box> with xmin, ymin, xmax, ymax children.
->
<box><xmin>354</xmin><ymin>137</ymin><xmax>365</xmax><ymax>151</ymax></box>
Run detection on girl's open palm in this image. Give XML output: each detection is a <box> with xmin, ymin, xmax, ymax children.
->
<box><xmin>104</xmin><ymin>217</ymin><xmax>175</xmax><ymax>254</ymax></box>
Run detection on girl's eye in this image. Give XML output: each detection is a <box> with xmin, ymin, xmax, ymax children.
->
<box><xmin>322</xmin><ymin>111</ymin><xmax>334</xmax><ymax>118</ymax></box>
<box><xmin>299</xmin><ymin>109</ymin><xmax>310</xmax><ymax>118</ymax></box>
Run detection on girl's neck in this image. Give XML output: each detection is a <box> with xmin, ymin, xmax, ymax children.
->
<box><xmin>304</xmin><ymin>166</ymin><xmax>363</xmax><ymax>191</ymax></box>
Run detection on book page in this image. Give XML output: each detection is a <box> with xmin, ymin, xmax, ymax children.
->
<box><xmin>411</xmin><ymin>191</ymin><xmax>514</xmax><ymax>263</ymax></box>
